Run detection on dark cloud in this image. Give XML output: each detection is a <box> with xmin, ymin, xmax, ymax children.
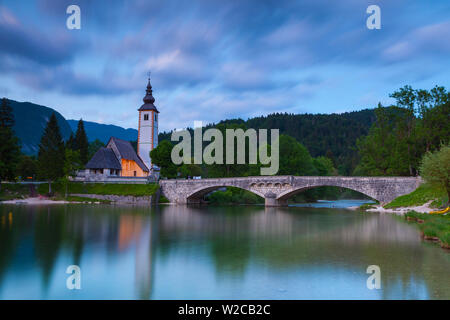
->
<box><xmin>0</xmin><ymin>6</ymin><xmax>82</xmax><ymax>66</ymax></box>
<box><xmin>1</xmin><ymin>0</ymin><xmax>450</xmax><ymax>130</ymax></box>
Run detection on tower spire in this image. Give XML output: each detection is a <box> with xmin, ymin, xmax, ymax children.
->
<box><xmin>143</xmin><ymin>72</ymin><xmax>155</xmax><ymax>104</ymax></box>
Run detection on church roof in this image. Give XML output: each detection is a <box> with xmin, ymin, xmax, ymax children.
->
<box><xmin>86</xmin><ymin>147</ymin><xmax>122</xmax><ymax>170</ymax></box>
<box><xmin>138</xmin><ymin>77</ymin><xmax>159</xmax><ymax>113</ymax></box>
<box><xmin>108</xmin><ymin>137</ymin><xmax>149</xmax><ymax>172</ymax></box>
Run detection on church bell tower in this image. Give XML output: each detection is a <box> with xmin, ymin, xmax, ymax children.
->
<box><xmin>137</xmin><ymin>77</ymin><xmax>159</xmax><ymax>176</ymax></box>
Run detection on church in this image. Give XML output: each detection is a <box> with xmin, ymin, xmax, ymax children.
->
<box><xmin>83</xmin><ymin>78</ymin><xmax>160</xmax><ymax>179</ymax></box>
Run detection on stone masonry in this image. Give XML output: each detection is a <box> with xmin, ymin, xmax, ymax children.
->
<box><xmin>159</xmin><ymin>176</ymin><xmax>422</xmax><ymax>206</ymax></box>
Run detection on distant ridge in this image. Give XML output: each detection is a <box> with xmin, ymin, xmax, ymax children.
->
<box><xmin>8</xmin><ymin>99</ymin><xmax>72</xmax><ymax>155</ymax></box>
<box><xmin>67</xmin><ymin>120</ymin><xmax>138</xmax><ymax>144</ymax></box>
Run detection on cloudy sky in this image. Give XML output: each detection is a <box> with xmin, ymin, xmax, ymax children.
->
<box><xmin>1</xmin><ymin>0</ymin><xmax>449</xmax><ymax>132</ymax></box>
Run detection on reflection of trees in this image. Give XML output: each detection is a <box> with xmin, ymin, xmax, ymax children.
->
<box><xmin>34</xmin><ymin>207</ymin><xmax>65</xmax><ymax>292</ymax></box>
<box><xmin>157</xmin><ymin>205</ymin><xmax>450</xmax><ymax>299</ymax></box>
<box><xmin>1</xmin><ymin>203</ymin><xmax>449</xmax><ymax>299</ymax></box>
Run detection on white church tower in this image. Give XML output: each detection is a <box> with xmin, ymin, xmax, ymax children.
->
<box><xmin>137</xmin><ymin>77</ymin><xmax>159</xmax><ymax>177</ymax></box>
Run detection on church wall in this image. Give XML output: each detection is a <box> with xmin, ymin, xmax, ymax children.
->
<box><xmin>120</xmin><ymin>158</ymin><xmax>148</xmax><ymax>177</ymax></box>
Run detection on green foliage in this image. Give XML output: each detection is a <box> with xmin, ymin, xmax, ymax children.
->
<box><xmin>160</xmin><ymin>109</ymin><xmax>377</xmax><ymax>175</ymax></box>
<box><xmin>206</xmin><ymin>187</ymin><xmax>263</xmax><ymax>205</ymax></box>
<box><xmin>358</xmin><ymin>203</ymin><xmax>376</xmax><ymax>211</ymax></box>
<box><xmin>384</xmin><ymin>184</ymin><xmax>446</xmax><ymax>208</ymax></box>
<box><xmin>420</xmin><ymin>144</ymin><xmax>450</xmax><ymax>203</ymax></box>
<box><xmin>38</xmin><ymin>182</ymin><xmax>158</xmax><ymax>197</ymax></box>
<box><xmin>37</xmin><ymin>113</ymin><xmax>65</xmax><ymax>183</ymax></box>
<box><xmin>278</xmin><ymin>134</ymin><xmax>316</xmax><ymax>175</ymax></box>
<box><xmin>313</xmin><ymin>156</ymin><xmax>336</xmax><ymax>176</ymax></box>
<box><xmin>88</xmin><ymin>139</ymin><xmax>105</xmax><ymax>159</ymax></box>
<box><xmin>405</xmin><ymin>211</ymin><xmax>450</xmax><ymax>246</ymax></box>
<box><xmin>159</xmin><ymin>195</ymin><xmax>170</xmax><ymax>203</ymax></box>
<box><xmin>356</xmin><ymin>86</ymin><xmax>449</xmax><ymax>176</ymax></box>
<box><xmin>179</xmin><ymin>163</ymin><xmax>202</xmax><ymax>178</ymax></box>
<box><xmin>17</xmin><ymin>155</ymin><xmax>38</xmax><ymax>179</ymax></box>
<box><xmin>73</xmin><ymin>119</ymin><xmax>89</xmax><ymax>165</ymax></box>
<box><xmin>0</xmin><ymin>183</ymin><xmax>30</xmax><ymax>201</ymax></box>
<box><xmin>0</xmin><ymin>98</ymin><xmax>21</xmax><ymax>182</ymax></box>
<box><xmin>150</xmin><ymin>140</ymin><xmax>178</xmax><ymax>178</ymax></box>
<box><xmin>64</xmin><ymin>149</ymin><xmax>82</xmax><ymax>178</ymax></box>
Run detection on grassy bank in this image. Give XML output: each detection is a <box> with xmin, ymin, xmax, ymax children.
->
<box><xmin>37</xmin><ymin>182</ymin><xmax>159</xmax><ymax>197</ymax></box>
<box><xmin>0</xmin><ymin>183</ymin><xmax>32</xmax><ymax>201</ymax></box>
<box><xmin>384</xmin><ymin>184</ymin><xmax>447</xmax><ymax>209</ymax></box>
<box><xmin>405</xmin><ymin>211</ymin><xmax>450</xmax><ymax>249</ymax></box>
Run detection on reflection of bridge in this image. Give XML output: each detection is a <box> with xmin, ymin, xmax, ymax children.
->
<box><xmin>160</xmin><ymin>176</ymin><xmax>422</xmax><ymax>206</ymax></box>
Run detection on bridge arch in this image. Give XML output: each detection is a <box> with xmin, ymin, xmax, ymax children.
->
<box><xmin>186</xmin><ymin>185</ymin><xmax>265</xmax><ymax>204</ymax></box>
<box><xmin>276</xmin><ymin>185</ymin><xmax>378</xmax><ymax>203</ymax></box>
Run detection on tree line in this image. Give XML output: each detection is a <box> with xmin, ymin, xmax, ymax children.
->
<box><xmin>0</xmin><ymin>98</ymin><xmax>93</xmax><ymax>194</ymax></box>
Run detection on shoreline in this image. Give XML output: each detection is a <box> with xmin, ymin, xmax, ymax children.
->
<box><xmin>346</xmin><ymin>201</ymin><xmax>435</xmax><ymax>214</ymax></box>
<box><xmin>1</xmin><ymin>197</ymin><xmax>73</xmax><ymax>205</ymax></box>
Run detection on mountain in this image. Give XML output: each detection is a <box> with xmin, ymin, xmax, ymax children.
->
<box><xmin>8</xmin><ymin>99</ymin><xmax>73</xmax><ymax>155</ymax></box>
<box><xmin>67</xmin><ymin>120</ymin><xmax>138</xmax><ymax>143</ymax></box>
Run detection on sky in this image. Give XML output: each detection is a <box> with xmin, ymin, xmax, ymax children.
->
<box><xmin>0</xmin><ymin>0</ymin><xmax>449</xmax><ymax>132</ymax></box>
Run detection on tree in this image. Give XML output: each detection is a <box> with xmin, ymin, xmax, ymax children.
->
<box><xmin>313</xmin><ymin>156</ymin><xmax>336</xmax><ymax>176</ymax></box>
<box><xmin>0</xmin><ymin>98</ymin><xmax>21</xmax><ymax>189</ymax></box>
<box><xmin>73</xmin><ymin>119</ymin><xmax>89</xmax><ymax>165</ymax></box>
<box><xmin>37</xmin><ymin>113</ymin><xmax>65</xmax><ymax>194</ymax></box>
<box><xmin>150</xmin><ymin>140</ymin><xmax>178</xmax><ymax>178</ymax></box>
<box><xmin>420</xmin><ymin>144</ymin><xmax>450</xmax><ymax>205</ymax></box>
<box><xmin>63</xmin><ymin>149</ymin><xmax>81</xmax><ymax>198</ymax></box>
<box><xmin>66</xmin><ymin>133</ymin><xmax>75</xmax><ymax>150</ymax></box>
<box><xmin>17</xmin><ymin>155</ymin><xmax>38</xmax><ymax>180</ymax></box>
<box><xmin>355</xmin><ymin>105</ymin><xmax>409</xmax><ymax>176</ymax></box>
<box><xmin>278</xmin><ymin>135</ymin><xmax>316</xmax><ymax>176</ymax></box>
<box><xmin>88</xmin><ymin>139</ymin><xmax>105</xmax><ymax>159</ymax></box>
<box><xmin>356</xmin><ymin>86</ymin><xmax>450</xmax><ymax>176</ymax></box>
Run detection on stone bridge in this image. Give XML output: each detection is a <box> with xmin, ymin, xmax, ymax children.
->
<box><xmin>159</xmin><ymin>176</ymin><xmax>422</xmax><ymax>206</ymax></box>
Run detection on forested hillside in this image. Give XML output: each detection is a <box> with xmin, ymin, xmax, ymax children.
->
<box><xmin>159</xmin><ymin>109</ymin><xmax>377</xmax><ymax>175</ymax></box>
<box><xmin>67</xmin><ymin>120</ymin><xmax>138</xmax><ymax>143</ymax></box>
<box><xmin>8</xmin><ymin>99</ymin><xmax>72</xmax><ymax>155</ymax></box>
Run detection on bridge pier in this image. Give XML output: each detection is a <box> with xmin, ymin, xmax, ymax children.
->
<box><xmin>264</xmin><ymin>193</ymin><xmax>287</xmax><ymax>207</ymax></box>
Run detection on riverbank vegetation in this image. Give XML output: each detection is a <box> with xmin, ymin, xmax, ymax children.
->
<box><xmin>384</xmin><ymin>184</ymin><xmax>447</xmax><ymax>209</ymax></box>
<box><xmin>355</xmin><ymin>86</ymin><xmax>449</xmax><ymax>176</ymax></box>
<box><xmin>0</xmin><ymin>183</ymin><xmax>31</xmax><ymax>201</ymax></box>
<box><xmin>206</xmin><ymin>187</ymin><xmax>264</xmax><ymax>205</ymax></box>
<box><xmin>405</xmin><ymin>211</ymin><xmax>450</xmax><ymax>249</ymax></box>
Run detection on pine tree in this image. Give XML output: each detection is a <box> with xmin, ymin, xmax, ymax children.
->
<box><xmin>0</xmin><ymin>98</ymin><xmax>21</xmax><ymax>190</ymax></box>
<box><xmin>66</xmin><ymin>133</ymin><xmax>75</xmax><ymax>150</ymax></box>
<box><xmin>74</xmin><ymin>119</ymin><xmax>89</xmax><ymax>165</ymax></box>
<box><xmin>0</xmin><ymin>97</ymin><xmax>15</xmax><ymax>127</ymax></box>
<box><xmin>37</xmin><ymin>113</ymin><xmax>65</xmax><ymax>193</ymax></box>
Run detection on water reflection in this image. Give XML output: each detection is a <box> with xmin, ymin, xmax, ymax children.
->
<box><xmin>0</xmin><ymin>203</ymin><xmax>449</xmax><ymax>299</ymax></box>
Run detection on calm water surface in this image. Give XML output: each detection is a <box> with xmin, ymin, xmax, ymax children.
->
<box><xmin>0</xmin><ymin>201</ymin><xmax>449</xmax><ymax>299</ymax></box>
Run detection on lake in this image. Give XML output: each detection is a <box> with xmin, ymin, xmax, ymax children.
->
<box><xmin>0</xmin><ymin>200</ymin><xmax>449</xmax><ymax>299</ymax></box>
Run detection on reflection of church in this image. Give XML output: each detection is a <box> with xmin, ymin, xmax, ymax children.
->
<box><xmin>83</xmin><ymin>78</ymin><xmax>160</xmax><ymax>179</ymax></box>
